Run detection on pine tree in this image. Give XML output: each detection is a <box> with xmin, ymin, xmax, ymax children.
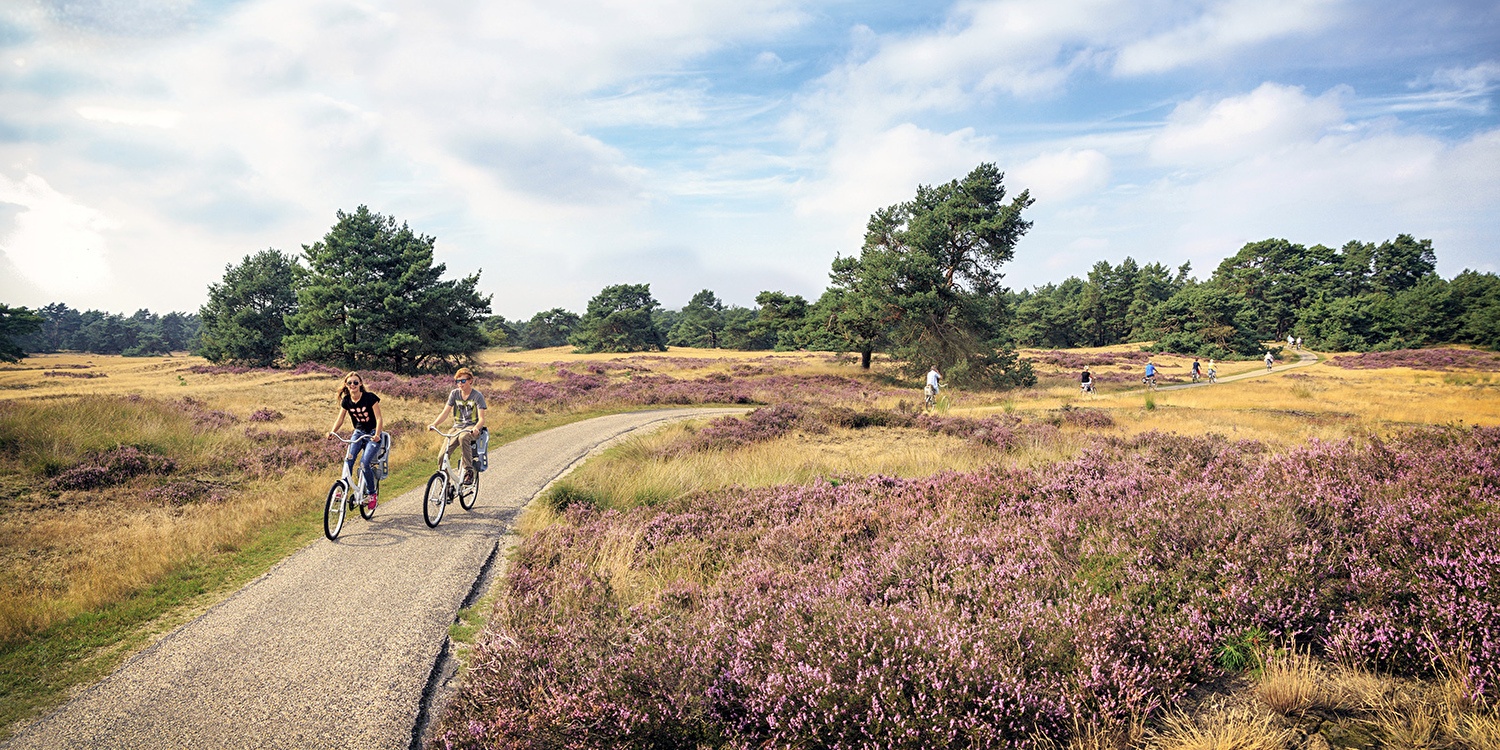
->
<box><xmin>283</xmin><ymin>206</ymin><xmax>491</xmax><ymax>371</ymax></box>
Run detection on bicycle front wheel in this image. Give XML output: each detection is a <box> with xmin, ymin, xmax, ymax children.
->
<box><xmin>459</xmin><ymin>468</ymin><xmax>479</xmax><ymax>510</ymax></box>
<box><xmin>423</xmin><ymin>473</ymin><xmax>448</xmax><ymax>527</ymax></box>
<box><xmin>324</xmin><ymin>481</ymin><xmax>349</xmax><ymax>540</ymax></box>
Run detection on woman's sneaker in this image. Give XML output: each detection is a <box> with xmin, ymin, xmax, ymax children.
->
<box><xmin>366</xmin><ymin>493</ymin><xmax>378</xmax><ymax>511</ymax></box>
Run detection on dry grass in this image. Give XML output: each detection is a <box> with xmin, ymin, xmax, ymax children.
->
<box><xmin>1255</xmin><ymin>651</ymin><xmax>1330</xmax><ymax>715</ymax></box>
<box><xmin>0</xmin><ymin>353</ymin><xmax>454</xmax><ymax>642</ymax></box>
<box><xmin>981</xmin><ymin>348</ymin><xmax>1500</xmax><ymax>448</ymax></box>
<box><xmin>1148</xmin><ymin>707</ymin><xmax>1294</xmax><ymax>750</ymax></box>
<box><xmin>0</xmin><ymin>469</ymin><xmax>329</xmax><ymax>639</ymax></box>
<box><xmin>480</xmin><ymin>345</ymin><xmax>862</xmax><ymax>384</ymax></box>
<box><xmin>538</xmin><ymin>419</ymin><xmax>1089</xmax><ymax>515</ymax></box>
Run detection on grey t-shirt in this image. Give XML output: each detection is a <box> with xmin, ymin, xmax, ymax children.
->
<box><xmin>447</xmin><ymin>389</ymin><xmax>487</xmax><ymax>427</ymax></box>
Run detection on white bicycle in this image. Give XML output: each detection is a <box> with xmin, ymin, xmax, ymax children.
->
<box><xmin>325</xmin><ymin>432</ymin><xmax>389</xmax><ymax>540</ymax></box>
<box><xmin>423</xmin><ymin>426</ymin><xmax>483</xmax><ymax>527</ymax></box>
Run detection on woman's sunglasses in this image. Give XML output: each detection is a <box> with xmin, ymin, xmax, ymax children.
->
<box><xmin>454</xmin><ymin>378</ymin><xmax>470</xmax><ymax>383</ymax></box>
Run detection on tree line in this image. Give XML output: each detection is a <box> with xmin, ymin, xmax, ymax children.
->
<box><xmin>2</xmin><ymin>163</ymin><xmax>1496</xmax><ymax>378</ymax></box>
<box><xmin>1011</xmin><ymin>235</ymin><xmax>1500</xmax><ymax>356</ymax></box>
<box><xmin>5</xmin><ymin>304</ymin><xmax>200</xmax><ymax>359</ymax></box>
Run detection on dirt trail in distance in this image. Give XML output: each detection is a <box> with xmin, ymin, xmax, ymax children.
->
<box><xmin>5</xmin><ymin>407</ymin><xmax>746</xmax><ymax>750</ymax></box>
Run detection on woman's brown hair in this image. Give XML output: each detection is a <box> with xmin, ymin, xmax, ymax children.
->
<box><xmin>338</xmin><ymin>371</ymin><xmax>364</xmax><ymax>403</ymax></box>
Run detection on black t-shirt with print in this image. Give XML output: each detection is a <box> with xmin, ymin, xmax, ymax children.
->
<box><xmin>341</xmin><ymin>391</ymin><xmax>380</xmax><ymax>432</ymax></box>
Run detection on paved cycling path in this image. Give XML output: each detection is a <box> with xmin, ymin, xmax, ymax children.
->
<box><xmin>1150</xmin><ymin>348</ymin><xmax>1319</xmax><ymax>392</ymax></box>
<box><xmin>5</xmin><ymin>407</ymin><xmax>746</xmax><ymax>750</ymax></box>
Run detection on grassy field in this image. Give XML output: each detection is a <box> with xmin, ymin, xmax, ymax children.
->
<box><xmin>3</xmin><ymin>344</ymin><xmax>1498</xmax><ymax>746</ymax></box>
<box><xmin>442</xmin><ymin>344</ymin><xmax>1500</xmax><ymax>749</ymax></box>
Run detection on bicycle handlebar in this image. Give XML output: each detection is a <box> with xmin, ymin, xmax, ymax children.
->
<box><xmin>429</xmin><ymin>425</ymin><xmax>478</xmax><ymax>439</ymax></box>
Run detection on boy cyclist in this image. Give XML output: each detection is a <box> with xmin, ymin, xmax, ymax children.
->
<box><xmin>428</xmin><ymin>367</ymin><xmax>487</xmax><ymax>486</ymax></box>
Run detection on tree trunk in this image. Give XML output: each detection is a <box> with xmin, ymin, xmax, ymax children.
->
<box><xmin>860</xmin><ymin>347</ymin><xmax>872</xmax><ymax>369</ymax></box>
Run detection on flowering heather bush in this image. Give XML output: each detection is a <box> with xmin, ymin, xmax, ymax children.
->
<box><xmin>42</xmin><ymin>370</ymin><xmax>107</xmax><ymax>379</ymax></box>
<box><xmin>492</xmin><ymin>371</ymin><xmax>890</xmax><ymax>412</ymax></box>
<box><xmin>677</xmin><ymin>404</ymin><xmax>812</xmax><ymax>453</ymax></box>
<box><xmin>239</xmin><ymin>428</ymin><xmax>345</xmax><ymax>476</ymax></box>
<box><xmin>144</xmin><ymin>478</ymin><xmax>228</xmax><ymax>505</ymax></box>
<box><xmin>186</xmin><ymin>363</ymin><xmax>262</xmax><ymax>375</ymax></box>
<box><xmin>50</xmin><ymin>445</ymin><xmax>176</xmax><ymax>491</ymax></box>
<box><xmin>248</xmin><ymin>408</ymin><xmax>284</xmax><ymax>422</ymax></box>
<box><xmin>290</xmin><ymin>361</ymin><xmax>343</xmax><ymax>376</ymax></box>
<box><xmin>440</xmin><ymin>427</ymin><xmax>1500</xmax><ymax>748</ymax></box>
<box><xmin>1052</xmin><ymin>406</ymin><xmax>1115</xmax><ymax>429</ymax></box>
<box><xmin>1026</xmin><ymin>350</ymin><xmax>1151</xmax><ymax>369</ymax></box>
<box><xmin>1328</xmin><ymin>348</ymin><xmax>1500</xmax><ymax>371</ymax></box>
<box><xmin>174</xmin><ymin>397</ymin><xmax>238</xmax><ymax>430</ymax></box>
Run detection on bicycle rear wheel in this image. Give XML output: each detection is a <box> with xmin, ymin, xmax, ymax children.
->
<box><xmin>423</xmin><ymin>473</ymin><xmax>448</xmax><ymax>527</ymax></box>
<box><xmin>460</xmin><ymin>469</ymin><xmax>479</xmax><ymax>510</ymax></box>
<box><xmin>324</xmin><ymin>481</ymin><xmax>349</xmax><ymax>540</ymax></box>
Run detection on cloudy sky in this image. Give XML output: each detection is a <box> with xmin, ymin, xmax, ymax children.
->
<box><xmin>1</xmin><ymin>0</ymin><xmax>1497</xmax><ymax>319</ymax></box>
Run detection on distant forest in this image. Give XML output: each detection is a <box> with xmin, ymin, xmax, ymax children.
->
<box><xmin>6</xmin><ymin>234</ymin><xmax>1499</xmax><ymax>363</ymax></box>
<box><xmin>15</xmin><ymin>304</ymin><xmax>201</xmax><ymax>357</ymax></box>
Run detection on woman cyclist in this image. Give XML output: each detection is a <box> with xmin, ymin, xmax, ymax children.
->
<box><xmin>328</xmin><ymin>372</ymin><xmax>384</xmax><ymax>510</ymax></box>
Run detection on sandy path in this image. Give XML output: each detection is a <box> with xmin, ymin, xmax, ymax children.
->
<box><xmin>1149</xmin><ymin>348</ymin><xmax>1319</xmax><ymax>392</ymax></box>
<box><xmin>6</xmin><ymin>408</ymin><xmax>745</xmax><ymax>750</ymax></box>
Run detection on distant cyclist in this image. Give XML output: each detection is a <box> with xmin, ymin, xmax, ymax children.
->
<box><xmin>428</xmin><ymin>367</ymin><xmax>487</xmax><ymax>486</ymax></box>
<box><xmin>1080</xmin><ymin>366</ymin><xmax>1094</xmax><ymax>394</ymax></box>
<box><xmin>1143</xmin><ymin>360</ymin><xmax>1157</xmax><ymax>389</ymax></box>
<box><xmin>328</xmin><ymin>372</ymin><xmax>383</xmax><ymax>510</ymax></box>
<box><xmin>1191</xmin><ymin>358</ymin><xmax>1202</xmax><ymax>382</ymax></box>
<box><xmin>924</xmin><ymin>365</ymin><xmax>942</xmax><ymax>406</ymax></box>
<box><xmin>1207</xmin><ymin>359</ymin><xmax>1218</xmax><ymax>383</ymax></box>
<box><xmin>1265</xmin><ymin>351</ymin><xmax>1275</xmax><ymax>371</ymax></box>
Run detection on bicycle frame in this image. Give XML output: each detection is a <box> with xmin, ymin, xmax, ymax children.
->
<box><xmin>424</xmin><ymin>426</ymin><xmax>481</xmax><ymax>527</ymax></box>
<box><xmin>333</xmin><ymin>433</ymin><xmax>380</xmax><ymax>502</ymax></box>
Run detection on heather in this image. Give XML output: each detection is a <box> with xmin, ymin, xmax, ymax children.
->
<box><xmin>661</xmin><ymin>404</ymin><xmax>1109</xmax><ymax>456</ymax></box>
<box><xmin>48</xmin><ymin>445</ymin><xmax>176</xmax><ymax>491</ymax></box>
<box><xmin>185</xmin><ymin>354</ymin><xmax>914</xmax><ymax>411</ymax></box>
<box><xmin>1024</xmin><ymin>350</ymin><xmax>1151</xmax><ymax>369</ymax></box>
<box><xmin>1328</xmin><ymin>347</ymin><xmax>1500</xmax><ymax>371</ymax></box>
<box><xmin>440</xmin><ymin>427</ymin><xmax>1499</xmax><ymax>748</ymax></box>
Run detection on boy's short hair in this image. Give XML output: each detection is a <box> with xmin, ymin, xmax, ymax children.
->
<box><xmin>455</xmin><ymin>367</ymin><xmax>474</xmax><ymax>379</ymax></box>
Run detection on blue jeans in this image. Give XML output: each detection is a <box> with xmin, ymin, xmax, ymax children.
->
<box><xmin>345</xmin><ymin>429</ymin><xmax>381</xmax><ymax>493</ymax></box>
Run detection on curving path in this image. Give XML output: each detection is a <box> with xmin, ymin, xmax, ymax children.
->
<box><xmin>1148</xmin><ymin>348</ymin><xmax>1319</xmax><ymax>392</ymax></box>
<box><xmin>5</xmin><ymin>408</ymin><xmax>746</xmax><ymax>750</ymax></box>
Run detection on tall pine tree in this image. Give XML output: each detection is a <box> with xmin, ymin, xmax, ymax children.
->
<box><xmin>283</xmin><ymin>206</ymin><xmax>491</xmax><ymax>371</ymax></box>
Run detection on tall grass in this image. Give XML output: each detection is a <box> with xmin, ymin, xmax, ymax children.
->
<box><xmin>0</xmin><ymin>396</ymin><xmax>339</xmax><ymax>641</ymax></box>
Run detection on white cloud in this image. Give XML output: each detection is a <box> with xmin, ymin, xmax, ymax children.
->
<box><xmin>1113</xmin><ymin>0</ymin><xmax>1342</xmax><ymax>75</ymax></box>
<box><xmin>1370</xmin><ymin>60</ymin><xmax>1500</xmax><ymax>115</ymax></box>
<box><xmin>1149</xmin><ymin>83</ymin><xmax>1346</xmax><ymax>166</ymax></box>
<box><xmin>0</xmin><ymin>173</ymin><xmax>113</xmax><ymax>294</ymax></box>
<box><xmin>1010</xmin><ymin>148</ymin><xmax>1111</xmax><ymax>203</ymax></box>
<box><xmin>1004</xmin><ymin>76</ymin><xmax>1500</xmax><ymax>289</ymax></box>
<box><xmin>795</xmin><ymin>123</ymin><xmax>995</xmax><ymax>223</ymax></box>
<box><xmin>1425</xmin><ymin>60</ymin><xmax>1500</xmax><ymax>92</ymax></box>
<box><xmin>77</xmin><ymin>106</ymin><xmax>182</xmax><ymax>128</ymax></box>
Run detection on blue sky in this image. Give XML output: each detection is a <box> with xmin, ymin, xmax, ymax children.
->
<box><xmin>0</xmin><ymin>0</ymin><xmax>1496</xmax><ymax>319</ymax></box>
